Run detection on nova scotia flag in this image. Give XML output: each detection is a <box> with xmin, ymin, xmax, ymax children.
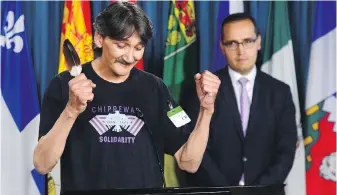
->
<box><xmin>1</xmin><ymin>2</ymin><xmax>45</xmax><ymax>195</ymax></box>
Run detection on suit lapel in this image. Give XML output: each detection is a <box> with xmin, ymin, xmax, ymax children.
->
<box><xmin>245</xmin><ymin>71</ymin><xmax>263</xmax><ymax>139</ymax></box>
<box><xmin>218</xmin><ymin>68</ymin><xmax>244</xmax><ymax>141</ymax></box>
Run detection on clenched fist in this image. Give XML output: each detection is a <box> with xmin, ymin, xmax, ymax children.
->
<box><xmin>195</xmin><ymin>70</ymin><xmax>221</xmax><ymax>113</ymax></box>
<box><xmin>67</xmin><ymin>73</ymin><xmax>96</xmax><ymax>116</ymax></box>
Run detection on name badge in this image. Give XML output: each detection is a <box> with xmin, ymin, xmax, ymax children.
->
<box><xmin>167</xmin><ymin>106</ymin><xmax>191</xmax><ymax>128</ymax></box>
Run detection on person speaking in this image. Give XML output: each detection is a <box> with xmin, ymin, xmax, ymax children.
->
<box><xmin>33</xmin><ymin>2</ymin><xmax>220</xmax><ymax>193</ymax></box>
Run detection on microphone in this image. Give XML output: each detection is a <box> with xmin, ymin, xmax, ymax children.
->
<box><xmin>135</xmin><ymin>111</ymin><xmax>166</xmax><ymax>188</ymax></box>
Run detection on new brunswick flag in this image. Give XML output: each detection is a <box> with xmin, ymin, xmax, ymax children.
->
<box><xmin>58</xmin><ymin>1</ymin><xmax>93</xmax><ymax>73</ymax></box>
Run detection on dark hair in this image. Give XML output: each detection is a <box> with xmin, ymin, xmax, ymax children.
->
<box><xmin>220</xmin><ymin>13</ymin><xmax>259</xmax><ymax>41</ymax></box>
<box><xmin>93</xmin><ymin>2</ymin><xmax>153</xmax><ymax>54</ymax></box>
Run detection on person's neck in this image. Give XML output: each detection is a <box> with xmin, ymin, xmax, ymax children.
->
<box><xmin>92</xmin><ymin>57</ymin><xmax>130</xmax><ymax>83</ymax></box>
<box><xmin>229</xmin><ymin>65</ymin><xmax>255</xmax><ymax>76</ymax></box>
<box><xmin>239</xmin><ymin>69</ymin><xmax>252</xmax><ymax>76</ymax></box>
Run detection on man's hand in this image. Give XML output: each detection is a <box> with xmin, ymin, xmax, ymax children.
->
<box><xmin>67</xmin><ymin>73</ymin><xmax>96</xmax><ymax>117</ymax></box>
<box><xmin>195</xmin><ymin>70</ymin><xmax>221</xmax><ymax>113</ymax></box>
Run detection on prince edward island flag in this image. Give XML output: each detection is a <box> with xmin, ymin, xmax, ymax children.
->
<box><xmin>1</xmin><ymin>2</ymin><xmax>45</xmax><ymax>195</ymax></box>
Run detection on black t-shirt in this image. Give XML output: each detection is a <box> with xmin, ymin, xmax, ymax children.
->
<box><xmin>39</xmin><ymin>62</ymin><xmax>188</xmax><ymax>193</ymax></box>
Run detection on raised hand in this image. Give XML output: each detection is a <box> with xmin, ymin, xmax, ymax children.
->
<box><xmin>194</xmin><ymin>70</ymin><xmax>221</xmax><ymax>113</ymax></box>
<box><xmin>67</xmin><ymin>73</ymin><xmax>96</xmax><ymax>116</ymax></box>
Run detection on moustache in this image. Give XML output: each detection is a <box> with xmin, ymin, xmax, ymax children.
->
<box><xmin>116</xmin><ymin>58</ymin><xmax>135</xmax><ymax>65</ymax></box>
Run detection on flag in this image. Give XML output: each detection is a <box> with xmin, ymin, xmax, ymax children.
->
<box><xmin>305</xmin><ymin>2</ymin><xmax>336</xmax><ymax>195</ymax></box>
<box><xmin>110</xmin><ymin>0</ymin><xmax>144</xmax><ymax>70</ymax></box>
<box><xmin>163</xmin><ymin>0</ymin><xmax>197</xmax><ymax>102</ymax></box>
<box><xmin>212</xmin><ymin>0</ymin><xmax>243</xmax><ymax>72</ymax></box>
<box><xmin>260</xmin><ymin>2</ymin><xmax>306</xmax><ymax>195</ymax></box>
<box><xmin>163</xmin><ymin>0</ymin><xmax>198</xmax><ymax>187</ymax></box>
<box><xmin>58</xmin><ymin>1</ymin><xmax>94</xmax><ymax>73</ymax></box>
<box><xmin>111</xmin><ymin>0</ymin><xmax>136</xmax><ymax>3</ymax></box>
<box><xmin>0</xmin><ymin>1</ymin><xmax>44</xmax><ymax>194</ymax></box>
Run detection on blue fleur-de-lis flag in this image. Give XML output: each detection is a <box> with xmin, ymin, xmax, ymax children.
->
<box><xmin>1</xmin><ymin>1</ymin><xmax>44</xmax><ymax>195</ymax></box>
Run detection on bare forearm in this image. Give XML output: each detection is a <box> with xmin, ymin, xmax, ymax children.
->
<box><xmin>176</xmin><ymin>108</ymin><xmax>213</xmax><ymax>173</ymax></box>
<box><xmin>33</xmin><ymin>106</ymin><xmax>78</xmax><ymax>174</ymax></box>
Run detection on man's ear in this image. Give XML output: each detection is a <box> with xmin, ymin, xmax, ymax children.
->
<box><xmin>220</xmin><ymin>40</ymin><xmax>226</xmax><ymax>55</ymax></box>
<box><xmin>94</xmin><ymin>32</ymin><xmax>103</xmax><ymax>48</ymax></box>
<box><xmin>257</xmin><ymin>35</ymin><xmax>262</xmax><ymax>50</ymax></box>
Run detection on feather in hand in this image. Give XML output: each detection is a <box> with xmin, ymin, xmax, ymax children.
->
<box><xmin>63</xmin><ymin>39</ymin><xmax>82</xmax><ymax>76</ymax></box>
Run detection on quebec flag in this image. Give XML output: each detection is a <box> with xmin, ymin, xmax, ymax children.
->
<box><xmin>1</xmin><ymin>2</ymin><xmax>45</xmax><ymax>195</ymax></box>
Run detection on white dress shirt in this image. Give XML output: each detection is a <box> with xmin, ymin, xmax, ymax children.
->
<box><xmin>227</xmin><ymin>65</ymin><xmax>257</xmax><ymax>186</ymax></box>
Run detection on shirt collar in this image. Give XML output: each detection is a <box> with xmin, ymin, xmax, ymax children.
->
<box><xmin>228</xmin><ymin>65</ymin><xmax>257</xmax><ymax>84</ymax></box>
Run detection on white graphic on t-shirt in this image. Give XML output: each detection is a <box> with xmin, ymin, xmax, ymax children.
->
<box><xmin>105</xmin><ymin>111</ymin><xmax>129</xmax><ymax>132</ymax></box>
<box><xmin>89</xmin><ymin>111</ymin><xmax>144</xmax><ymax>136</ymax></box>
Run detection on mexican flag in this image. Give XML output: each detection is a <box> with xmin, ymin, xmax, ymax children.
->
<box><xmin>305</xmin><ymin>2</ymin><xmax>336</xmax><ymax>195</ymax></box>
<box><xmin>260</xmin><ymin>2</ymin><xmax>306</xmax><ymax>195</ymax></box>
<box><xmin>163</xmin><ymin>0</ymin><xmax>198</xmax><ymax>187</ymax></box>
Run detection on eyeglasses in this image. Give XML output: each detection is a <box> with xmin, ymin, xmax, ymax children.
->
<box><xmin>222</xmin><ymin>37</ymin><xmax>258</xmax><ymax>50</ymax></box>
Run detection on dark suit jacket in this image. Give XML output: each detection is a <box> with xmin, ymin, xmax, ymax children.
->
<box><xmin>185</xmin><ymin>67</ymin><xmax>297</xmax><ymax>189</ymax></box>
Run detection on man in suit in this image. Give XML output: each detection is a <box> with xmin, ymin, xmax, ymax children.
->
<box><xmin>186</xmin><ymin>13</ymin><xmax>297</xmax><ymax>193</ymax></box>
